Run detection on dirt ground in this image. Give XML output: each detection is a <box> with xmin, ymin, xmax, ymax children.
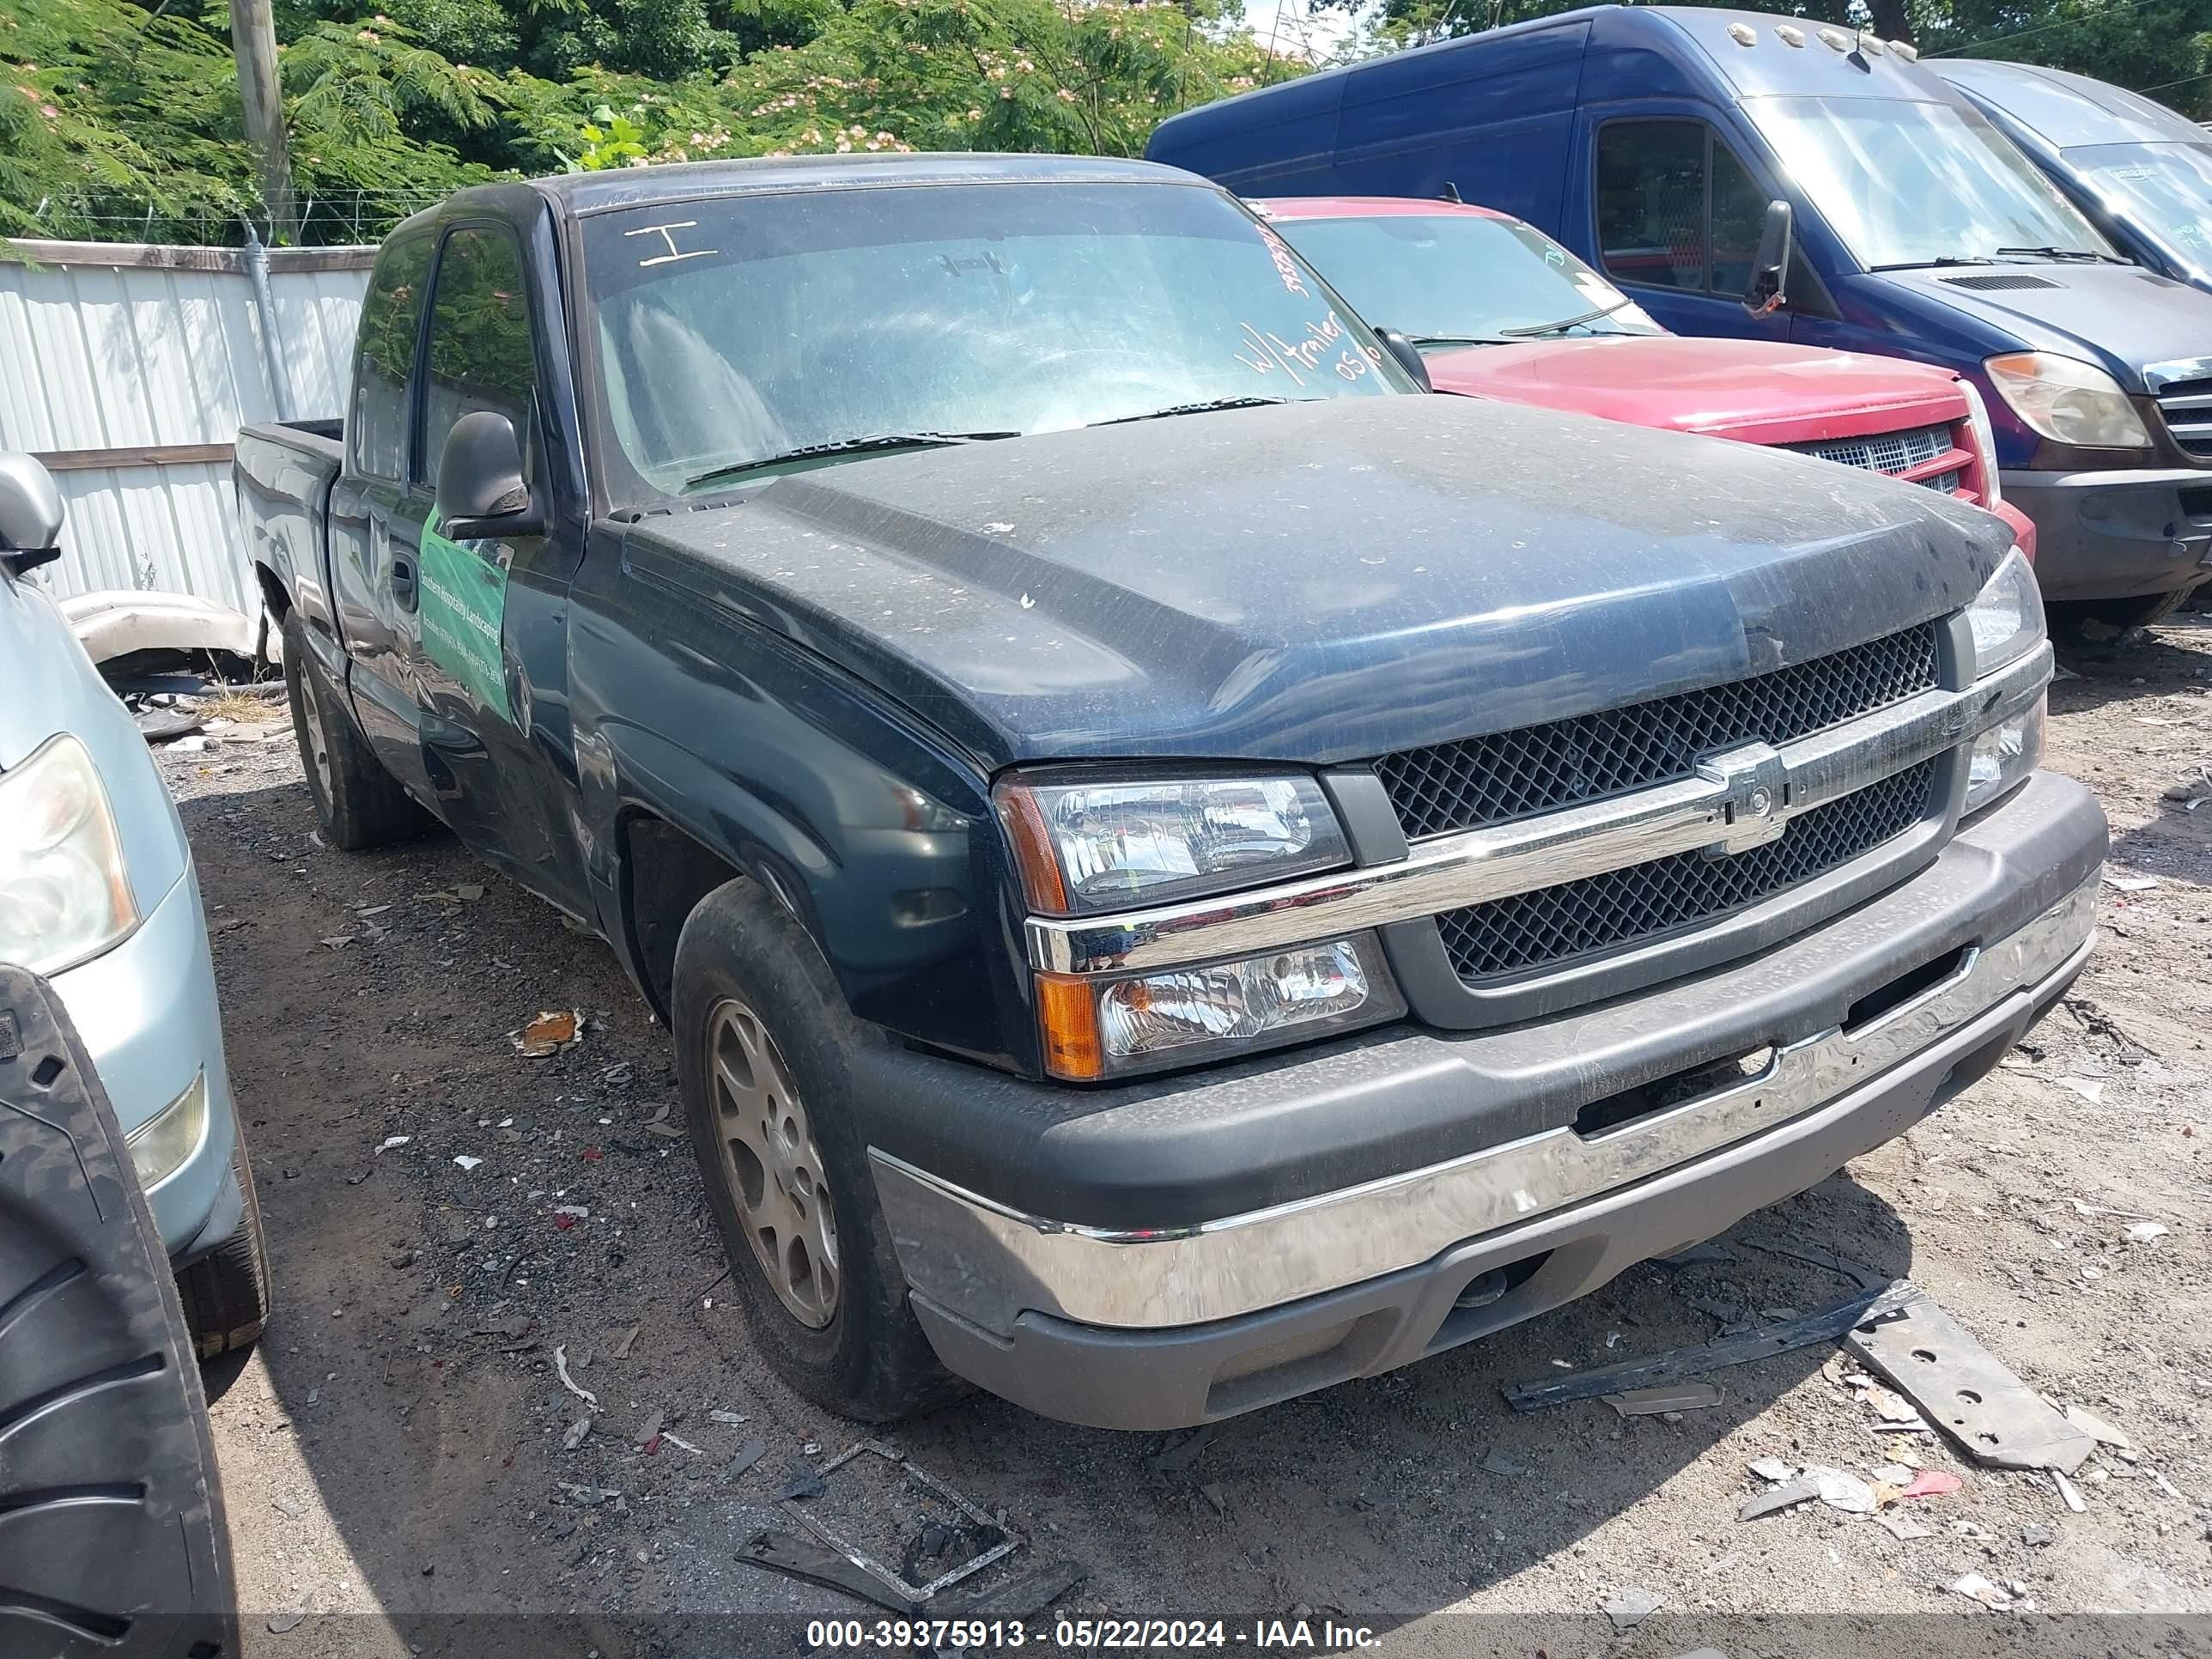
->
<box><xmin>164</xmin><ymin>621</ymin><xmax>2212</xmax><ymax>1657</ymax></box>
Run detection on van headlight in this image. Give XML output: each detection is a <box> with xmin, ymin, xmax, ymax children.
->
<box><xmin>126</xmin><ymin>1069</ymin><xmax>210</xmax><ymax>1188</ymax></box>
<box><xmin>1036</xmin><ymin>934</ymin><xmax>1405</xmax><ymax>1079</ymax></box>
<box><xmin>0</xmin><ymin>733</ymin><xmax>139</xmax><ymax>975</ymax></box>
<box><xmin>995</xmin><ymin>772</ymin><xmax>1351</xmax><ymax>915</ymax></box>
<box><xmin>1966</xmin><ymin>546</ymin><xmax>2045</xmax><ymax>678</ymax></box>
<box><xmin>1985</xmin><ymin>354</ymin><xmax>2150</xmax><ymax>449</ymax></box>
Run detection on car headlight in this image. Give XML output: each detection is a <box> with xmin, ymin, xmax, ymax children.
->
<box><xmin>126</xmin><ymin>1068</ymin><xmax>210</xmax><ymax>1189</ymax></box>
<box><xmin>0</xmin><ymin>733</ymin><xmax>139</xmax><ymax>975</ymax></box>
<box><xmin>1957</xmin><ymin>377</ymin><xmax>2003</xmax><ymax>510</ymax></box>
<box><xmin>1966</xmin><ymin>694</ymin><xmax>2045</xmax><ymax>816</ymax></box>
<box><xmin>1966</xmin><ymin>546</ymin><xmax>2045</xmax><ymax>678</ymax></box>
<box><xmin>1036</xmin><ymin>933</ymin><xmax>1404</xmax><ymax>1079</ymax></box>
<box><xmin>1984</xmin><ymin>354</ymin><xmax>2150</xmax><ymax>449</ymax></box>
<box><xmin>995</xmin><ymin>772</ymin><xmax>1351</xmax><ymax>915</ymax></box>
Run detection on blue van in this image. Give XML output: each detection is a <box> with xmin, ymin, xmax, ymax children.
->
<box><xmin>1934</xmin><ymin>61</ymin><xmax>2212</xmax><ymax>295</ymax></box>
<box><xmin>1147</xmin><ymin>4</ymin><xmax>2212</xmax><ymax>625</ymax></box>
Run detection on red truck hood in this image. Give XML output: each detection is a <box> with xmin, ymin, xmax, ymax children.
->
<box><xmin>1425</xmin><ymin>336</ymin><xmax>1964</xmax><ymax>447</ymax></box>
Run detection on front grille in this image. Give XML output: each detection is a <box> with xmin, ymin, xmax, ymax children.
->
<box><xmin>2155</xmin><ymin>377</ymin><xmax>2212</xmax><ymax>458</ymax></box>
<box><xmin>1437</xmin><ymin>758</ymin><xmax>1938</xmax><ymax>982</ymax></box>
<box><xmin>1373</xmin><ymin>621</ymin><xmax>1942</xmax><ymax>840</ymax></box>
<box><xmin>1789</xmin><ymin>423</ymin><xmax>1952</xmax><ymax>478</ymax></box>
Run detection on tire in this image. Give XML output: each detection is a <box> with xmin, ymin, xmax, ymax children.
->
<box><xmin>672</xmin><ymin>880</ymin><xmax>961</xmax><ymax>1423</ymax></box>
<box><xmin>0</xmin><ymin>966</ymin><xmax>237</xmax><ymax>1656</ymax></box>
<box><xmin>283</xmin><ymin>607</ymin><xmax>430</xmax><ymax>850</ymax></box>
<box><xmin>176</xmin><ymin>1123</ymin><xmax>271</xmax><ymax>1360</ymax></box>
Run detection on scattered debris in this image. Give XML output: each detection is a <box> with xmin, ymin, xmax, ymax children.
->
<box><xmin>562</xmin><ymin>1418</ymin><xmax>592</xmax><ymax>1451</ymax></box>
<box><xmin>2064</xmin><ymin>1403</ymin><xmax>2130</xmax><ymax>1449</ymax></box>
<box><xmin>709</xmin><ymin>1409</ymin><xmax>749</xmax><ymax>1427</ymax></box>
<box><xmin>1842</xmin><ymin>1293</ymin><xmax>2094</xmax><ymax>1474</ymax></box>
<box><xmin>1601</xmin><ymin>1589</ymin><xmax>1661</xmax><ymax>1633</ymax></box>
<box><xmin>453</xmin><ymin>1155</ymin><xmax>483</xmax><ymax>1172</ymax></box>
<box><xmin>457</xmin><ymin>884</ymin><xmax>484</xmax><ymax>901</ymax></box>
<box><xmin>1804</xmin><ymin>1466</ymin><xmax>1877</xmax><ymax>1515</ymax></box>
<box><xmin>932</xmin><ymin>1556</ymin><xmax>1089</xmax><ymax>1620</ymax></box>
<box><xmin>1479</xmin><ymin>1449</ymin><xmax>1527</xmax><ymax>1478</ymax></box>
<box><xmin>632</xmin><ymin>1409</ymin><xmax>664</xmax><ymax>1449</ymax></box>
<box><xmin>1604</xmin><ymin>1382</ymin><xmax>1723</xmax><ymax>1416</ymax></box>
<box><xmin>514</xmin><ymin>1009</ymin><xmax>584</xmax><ymax>1059</ymax></box>
<box><xmin>2022</xmin><ymin>1522</ymin><xmax>2055</xmax><ymax>1547</ymax></box>
<box><xmin>1146</xmin><ymin>1425</ymin><xmax>1216</xmax><ymax>1473</ymax></box>
<box><xmin>607</xmin><ymin>1323</ymin><xmax>641</xmax><ymax>1361</ymax></box>
<box><xmin>728</xmin><ymin>1440</ymin><xmax>769</xmax><ymax>1480</ymax></box>
<box><xmin>320</xmin><ymin>935</ymin><xmax>356</xmax><ymax>951</ymax></box>
<box><xmin>552</xmin><ymin>1344</ymin><xmax>599</xmax><ymax>1413</ymax></box>
<box><xmin>778</xmin><ymin>1441</ymin><xmax>1021</xmax><ymax>1607</ymax></box>
<box><xmin>739</xmin><ymin>1529</ymin><xmax>916</xmax><ymax>1613</ymax></box>
<box><xmin>663</xmin><ymin>1431</ymin><xmax>704</xmax><ymax>1455</ymax></box>
<box><xmin>1506</xmin><ymin>1280</ymin><xmax>1917</xmax><ymax>1411</ymax></box>
<box><xmin>777</xmin><ymin>1472</ymin><xmax>828</xmax><ymax>1502</ymax></box>
<box><xmin>375</xmin><ymin>1135</ymin><xmax>410</xmax><ymax>1154</ymax></box>
<box><xmin>1900</xmin><ymin>1469</ymin><xmax>1962</xmax><ymax>1500</ymax></box>
<box><xmin>1874</xmin><ymin>1511</ymin><xmax>1932</xmax><ymax>1541</ymax></box>
<box><xmin>266</xmin><ymin>1606</ymin><xmax>309</xmax><ymax>1634</ymax></box>
<box><xmin>1747</xmin><ymin>1456</ymin><xmax>1796</xmax><ymax>1482</ymax></box>
<box><xmin>1738</xmin><ymin>1475</ymin><xmax>1820</xmax><ymax>1522</ymax></box>
<box><xmin>1950</xmin><ymin>1571</ymin><xmax>2020</xmax><ymax>1611</ymax></box>
<box><xmin>2057</xmin><ymin>1077</ymin><xmax>2106</xmax><ymax>1104</ymax></box>
<box><xmin>2104</xmin><ymin>872</ymin><xmax>2160</xmax><ymax>893</ymax></box>
<box><xmin>2125</xmin><ymin>1221</ymin><xmax>2170</xmax><ymax>1245</ymax></box>
<box><xmin>270</xmin><ymin>1492</ymin><xmax>307</xmax><ymax>1519</ymax></box>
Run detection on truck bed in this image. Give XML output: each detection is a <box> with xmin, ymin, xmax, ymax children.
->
<box><xmin>234</xmin><ymin>420</ymin><xmax>344</xmax><ymax>645</ymax></box>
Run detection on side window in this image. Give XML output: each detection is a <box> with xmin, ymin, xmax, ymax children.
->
<box><xmin>1710</xmin><ymin>143</ymin><xmax>1768</xmax><ymax>296</ymax></box>
<box><xmin>1597</xmin><ymin>120</ymin><xmax>1705</xmax><ymax>291</ymax></box>
<box><xmin>416</xmin><ymin>227</ymin><xmax>538</xmax><ymax>492</ymax></box>
<box><xmin>1596</xmin><ymin>120</ymin><xmax>1775</xmax><ymax>300</ymax></box>
<box><xmin>349</xmin><ymin>233</ymin><xmax>434</xmax><ymax>482</ymax></box>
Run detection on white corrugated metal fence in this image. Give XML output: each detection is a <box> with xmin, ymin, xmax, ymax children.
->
<box><xmin>0</xmin><ymin>239</ymin><xmax>373</xmax><ymax>623</ymax></box>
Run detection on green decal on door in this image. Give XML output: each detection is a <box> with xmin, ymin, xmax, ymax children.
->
<box><xmin>416</xmin><ymin>510</ymin><xmax>513</xmax><ymax>722</ymax></box>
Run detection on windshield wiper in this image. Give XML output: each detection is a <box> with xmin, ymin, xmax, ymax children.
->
<box><xmin>1499</xmin><ymin>298</ymin><xmax>1634</xmax><ymax>338</ymax></box>
<box><xmin>1097</xmin><ymin>397</ymin><xmax>1292</xmax><ymax>426</ymax></box>
<box><xmin>1869</xmin><ymin>255</ymin><xmax>1996</xmax><ymax>271</ymax></box>
<box><xmin>684</xmin><ymin>430</ymin><xmax>1019</xmax><ymax>490</ymax></box>
<box><xmin>1406</xmin><ymin>332</ymin><xmax>1518</xmax><ymax>349</ymax></box>
<box><xmin>1994</xmin><ymin>245</ymin><xmax>2128</xmax><ymax>264</ymax></box>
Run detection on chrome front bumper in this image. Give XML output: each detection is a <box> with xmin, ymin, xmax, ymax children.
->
<box><xmin>874</xmin><ymin>872</ymin><xmax>2097</xmax><ymax>1336</ymax></box>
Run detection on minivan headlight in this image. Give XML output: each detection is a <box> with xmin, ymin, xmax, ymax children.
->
<box><xmin>1984</xmin><ymin>354</ymin><xmax>2150</xmax><ymax>449</ymax></box>
<box><xmin>0</xmin><ymin>733</ymin><xmax>139</xmax><ymax>975</ymax></box>
<box><xmin>1966</xmin><ymin>546</ymin><xmax>2045</xmax><ymax>678</ymax></box>
<box><xmin>126</xmin><ymin>1069</ymin><xmax>210</xmax><ymax>1189</ymax></box>
<box><xmin>995</xmin><ymin>772</ymin><xmax>1351</xmax><ymax>915</ymax></box>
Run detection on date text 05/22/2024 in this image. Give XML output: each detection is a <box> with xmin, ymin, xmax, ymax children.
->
<box><xmin>803</xmin><ymin>1618</ymin><xmax>1382</xmax><ymax>1650</ymax></box>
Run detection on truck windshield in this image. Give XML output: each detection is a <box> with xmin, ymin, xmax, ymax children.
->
<box><xmin>580</xmin><ymin>180</ymin><xmax>1406</xmax><ymax>500</ymax></box>
<box><xmin>1266</xmin><ymin>212</ymin><xmax>1667</xmax><ymax>348</ymax></box>
<box><xmin>1749</xmin><ymin>95</ymin><xmax>2119</xmax><ymax>270</ymax></box>
<box><xmin>2067</xmin><ymin>142</ymin><xmax>2212</xmax><ymax>278</ymax></box>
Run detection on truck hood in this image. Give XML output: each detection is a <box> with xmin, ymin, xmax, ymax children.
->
<box><xmin>633</xmin><ymin>396</ymin><xmax>2008</xmax><ymax>769</ymax></box>
<box><xmin>1874</xmin><ymin>263</ymin><xmax>2212</xmax><ymax>390</ymax></box>
<box><xmin>1422</xmin><ymin>336</ymin><xmax>1963</xmax><ymax>446</ymax></box>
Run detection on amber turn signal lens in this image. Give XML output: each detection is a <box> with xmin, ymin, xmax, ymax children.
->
<box><xmin>994</xmin><ymin>782</ymin><xmax>1070</xmax><ymax>914</ymax></box>
<box><xmin>1035</xmin><ymin>973</ymin><xmax>1103</xmax><ymax>1081</ymax></box>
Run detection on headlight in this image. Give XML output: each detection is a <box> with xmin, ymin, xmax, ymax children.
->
<box><xmin>126</xmin><ymin>1069</ymin><xmax>210</xmax><ymax>1189</ymax></box>
<box><xmin>1984</xmin><ymin>354</ymin><xmax>2150</xmax><ymax>449</ymax></box>
<box><xmin>1966</xmin><ymin>546</ymin><xmax>2045</xmax><ymax>677</ymax></box>
<box><xmin>1965</xmin><ymin>694</ymin><xmax>2045</xmax><ymax>816</ymax></box>
<box><xmin>996</xmin><ymin>772</ymin><xmax>1350</xmax><ymax>915</ymax></box>
<box><xmin>1036</xmin><ymin>933</ymin><xmax>1404</xmax><ymax>1079</ymax></box>
<box><xmin>1957</xmin><ymin>377</ymin><xmax>2003</xmax><ymax>510</ymax></box>
<box><xmin>0</xmin><ymin>733</ymin><xmax>138</xmax><ymax>975</ymax></box>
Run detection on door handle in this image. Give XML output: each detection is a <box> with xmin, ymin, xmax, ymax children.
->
<box><xmin>391</xmin><ymin>556</ymin><xmax>418</xmax><ymax>612</ymax></box>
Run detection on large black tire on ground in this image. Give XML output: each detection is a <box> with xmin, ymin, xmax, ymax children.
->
<box><xmin>175</xmin><ymin>1126</ymin><xmax>270</xmax><ymax>1359</ymax></box>
<box><xmin>283</xmin><ymin>607</ymin><xmax>431</xmax><ymax>850</ymax></box>
<box><xmin>0</xmin><ymin>966</ymin><xmax>237</xmax><ymax>1656</ymax></box>
<box><xmin>673</xmin><ymin>880</ymin><xmax>962</xmax><ymax>1423</ymax></box>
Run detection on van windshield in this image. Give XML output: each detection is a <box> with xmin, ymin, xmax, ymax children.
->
<box><xmin>2068</xmin><ymin>142</ymin><xmax>2212</xmax><ymax>278</ymax></box>
<box><xmin>579</xmin><ymin>179</ymin><xmax>1406</xmax><ymax>501</ymax></box>
<box><xmin>1266</xmin><ymin>211</ymin><xmax>1668</xmax><ymax>347</ymax></box>
<box><xmin>1750</xmin><ymin>95</ymin><xmax>2120</xmax><ymax>270</ymax></box>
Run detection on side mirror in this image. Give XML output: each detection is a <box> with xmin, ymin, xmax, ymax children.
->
<box><xmin>435</xmin><ymin>411</ymin><xmax>544</xmax><ymax>541</ymax></box>
<box><xmin>1744</xmin><ymin>199</ymin><xmax>1795</xmax><ymax>317</ymax></box>
<box><xmin>0</xmin><ymin>452</ymin><xmax>64</xmax><ymax>574</ymax></box>
<box><xmin>1374</xmin><ymin>328</ymin><xmax>1434</xmax><ymax>393</ymax></box>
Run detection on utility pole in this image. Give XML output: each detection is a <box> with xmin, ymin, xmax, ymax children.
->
<box><xmin>229</xmin><ymin>0</ymin><xmax>298</xmax><ymax>244</ymax></box>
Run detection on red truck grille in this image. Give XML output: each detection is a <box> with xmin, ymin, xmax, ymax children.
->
<box><xmin>1786</xmin><ymin>421</ymin><xmax>1981</xmax><ymax>505</ymax></box>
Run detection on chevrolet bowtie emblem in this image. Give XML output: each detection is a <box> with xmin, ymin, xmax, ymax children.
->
<box><xmin>1698</xmin><ymin>741</ymin><xmax>1789</xmax><ymax>857</ymax></box>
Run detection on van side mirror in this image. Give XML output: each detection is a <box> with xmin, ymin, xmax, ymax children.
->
<box><xmin>1744</xmin><ymin>199</ymin><xmax>1794</xmax><ymax>317</ymax></box>
<box><xmin>436</xmin><ymin>411</ymin><xmax>544</xmax><ymax>541</ymax></box>
<box><xmin>0</xmin><ymin>452</ymin><xmax>64</xmax><ymax>574</ymax></box>
<box><xmin>1374</xmin><ymin>328</ymin><xmax>1434</xmax><ymax>393</ymax></box>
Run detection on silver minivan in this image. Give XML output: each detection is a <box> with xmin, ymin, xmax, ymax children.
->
<box><xmin>0</xmin><ymin>453</ymin><xmax>269</xmax><ymax>1354</ymax></box>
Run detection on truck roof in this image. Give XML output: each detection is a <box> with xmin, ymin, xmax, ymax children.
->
<box><xmin>510</xmin><ymin>152</ymin><xmax>1196</xmax><ymax>219</ymax></box>
<box><xmin>1933</xmin><ymin>58</ymin><xmax>2210</xmax><ymax>150</ymax></box>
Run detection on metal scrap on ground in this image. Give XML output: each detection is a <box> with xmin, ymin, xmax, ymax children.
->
<box><xmin>1843</xmin><ymin>1294</ymin><xmax>2095</xmax><ymax>1474</ymax></box>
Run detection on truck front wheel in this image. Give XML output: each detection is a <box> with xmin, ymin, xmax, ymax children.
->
<box><xmin>672</xmin><ymin>880</ymin><xmax>961</xmax><ymax>1422</ymax></box>
<box><xmin>282</xmin><ymin>610</ymin><xmax>430</xmax><ymax>849</ymax></box>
